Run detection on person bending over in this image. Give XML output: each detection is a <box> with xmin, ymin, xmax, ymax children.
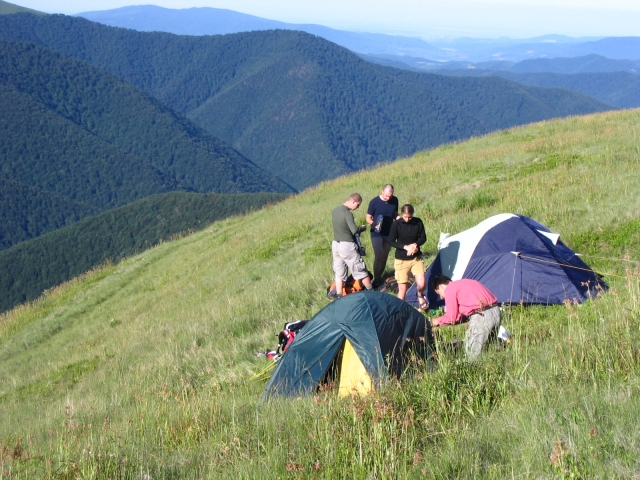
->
<box><xmin>431</xmin><ymin>275</ymin><xmax>501</xmax><ymax>361</ymax></box>
<box><xmin>331</xmin><ymin>193</ymin><xmax>373</xmax><ymax>297</ymax></box>
<box><xmin>387</xmin><ymin>204</ymin><xmax>427</xmax><ymax>310</ymax></box>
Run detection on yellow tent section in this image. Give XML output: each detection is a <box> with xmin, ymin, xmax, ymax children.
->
<box><xmin>338</xmin><ymin>339</ymin><xmax>373</xmax><ymax>397</ymax></box>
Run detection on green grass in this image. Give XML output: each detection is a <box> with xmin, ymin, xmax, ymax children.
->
<box><xmin>2</xmin><ymin>109</ymin><xmax>640</xmax><ymax>478</ymax></box>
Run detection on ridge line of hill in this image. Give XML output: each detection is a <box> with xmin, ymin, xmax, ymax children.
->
<box><xmin>0</xmin><ymin>13</ymin><xmax>613</xmax><ymax>191</ymax></box>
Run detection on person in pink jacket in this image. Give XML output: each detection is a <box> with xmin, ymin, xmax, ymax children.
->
<box><xmin>431</xmin><ymin>274</ymin><xmax>501</xmax><ymax>361</ymax></box>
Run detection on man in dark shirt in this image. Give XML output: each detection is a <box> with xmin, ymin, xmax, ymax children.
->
<box><xmin>332</xmin><ymin>193</ymin><xmax>373</xmax><ymax>297</ymax></box>
<box><xmin>366</xmin><ymin>184</ymin><xmax>399</xmax><ymax>288</ymax></box>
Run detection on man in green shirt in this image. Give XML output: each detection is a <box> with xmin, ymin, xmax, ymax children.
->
<box><xmin>331</xmin><ymin>193</ymin><xmax>373</xmax><ymax>297</ymax></box>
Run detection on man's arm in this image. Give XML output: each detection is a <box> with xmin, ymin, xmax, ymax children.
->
<box><xmin>432</xmin><ymin>289</ymin><xmax>461</xmax><ymax>326</ymax></box>
<box><xmin>345</xmin><ymin>210</ymin><xmax>365</xmax><ymax>236</ymax></box>
<box><xmin>366</xmin><ymin>198</ymin><xmax>376</xmax><ymax>226</ymax></box>
<box><xmin>366</xmin><ymin>214</ymin><xmax>375</xmax><ymax>226</ymax></box>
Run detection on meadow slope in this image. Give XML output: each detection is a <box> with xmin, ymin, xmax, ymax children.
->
<box><xmin>1</xmin><ymin>109</ymin><xmax>640</xmax><ymax>478</ymax></box>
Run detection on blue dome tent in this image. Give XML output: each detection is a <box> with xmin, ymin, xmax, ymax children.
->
<box><xmin>406</xmin><ymin>213</ymin><xmax>607</xmax><ymax>308</ymax></box>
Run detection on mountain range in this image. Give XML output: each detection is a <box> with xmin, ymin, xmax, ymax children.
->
<box><xmin>364</xmin><ymin>53</ymin><xmax>640</xmax><ymax>75</ymax></box>
<box><xmin>426</xmin><ymin>36</ymin><xmax>640</xmax><ymax>62</ymax></box>
<box><xmin>435</xmin><ymin>70</ymin><xmax>640</xmax><ymax>110</ymax></box>
<box><xmin>362</xmin><ymin>54</ymin><xmax>640</xmax><ymax>109</ymax></box>
<box><xmin>0</xmin><ymin>39</ymin><xmax>292</xmax><ymax>248</ymax></box>
<box><xmin>0</xmin><ymin>8</ymin><xmax>626</xmax><ymax>314</ymax></box>
<box><xmin>76</xmin><ymin>5</ymin><xmax>640</xmax><ymax>63</ymax></box>
<box><xmin>76</xmin><ymin>5</ymin><xmax>446</xmax><ymax>59</ymax></box>
<box><xmin>0</xmin><ymin>13</ymin><xmax>612</xmax><ymax>191</ymax></box>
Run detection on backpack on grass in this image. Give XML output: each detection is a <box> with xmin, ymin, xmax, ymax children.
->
<box><xmin>326</xmin><ymin>272</ymin><xmax>373</xmax><ymax>299</ymax></box>
<box><xmin>277</xmin><ymin>320</ymin><xmax>308</xmax><ymax>354</ymax></box>
<box><xmin>262</xmin><ymin>320</ymin><xmax>309</xmax><ymax>361</ymax></box>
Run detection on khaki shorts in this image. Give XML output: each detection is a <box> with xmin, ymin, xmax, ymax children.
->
<box><xmin>332</xmin><ymin>240</ymin><xmax>369</xmax><ymax>281</ymax></box>
<box><xmin>394</xmin><ymin>256</ymin><xmax>425</xmax><ymax>284</ymax></box>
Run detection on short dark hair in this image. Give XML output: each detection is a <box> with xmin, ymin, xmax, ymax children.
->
<box><xmin>401</xmin><ymin>204</ymin><xmax>414</xmax><ymax>215</ymax></box>
<box><xmin>348</xmin><ymin>193</ymin><xmax>362</xmax><ymax>203</ymax></box>
<box><xmin>431</xmin><ymin>274</ymin><xmax>452</xmax><ymax>291</ymax></box>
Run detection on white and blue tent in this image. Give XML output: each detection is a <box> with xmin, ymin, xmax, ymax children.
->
<box><xmin>407</xmin><ymin>213</ymin><xmax>607</xmax><ymax>308</ymax></box>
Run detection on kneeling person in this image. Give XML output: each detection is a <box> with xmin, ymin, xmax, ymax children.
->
<box><xmin>431</xmin><ymin>275</ymin><xmax>501</xmax><ymax>361</ymax></box>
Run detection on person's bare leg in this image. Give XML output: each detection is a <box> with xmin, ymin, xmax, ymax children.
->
<box><xmin>397</xmin><ymin>282</ymin><xmax>408</xmax><ymax>300</ymax></box>
<box><xmin>415</xmin><ymin>274</ymin><xmax>426</xmax><ymax>301</ymax></box>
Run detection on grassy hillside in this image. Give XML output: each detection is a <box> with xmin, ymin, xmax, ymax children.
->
<box><xmin>0</xmin><ymin>14</ymin><xmax>611</xmax><ymax>190</ymax></box>
<box><xmin>0</xmin><ymin>191</ymin><xmax>289</xmax><ymax>314</ymax></box>
<box><xmin>1</xmin><ymin>109</ymin><xmax>640</xmax><ymax>478</ymax></box>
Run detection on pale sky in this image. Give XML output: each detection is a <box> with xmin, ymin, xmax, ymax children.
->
<box><xmin>12</xmin><ymin>0</ymin><xmax>640</xmax><ymax>38</ymax></box>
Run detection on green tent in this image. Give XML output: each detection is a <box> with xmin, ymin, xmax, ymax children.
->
<box><xmin>263</xmin><ymin>291</ymin><xmax>434</xmax><ymax>399</ymax></box>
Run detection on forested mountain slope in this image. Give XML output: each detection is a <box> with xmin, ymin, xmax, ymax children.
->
<box><xmin>0</xmin><ymin>40</ymin><xmax>293</xmax><ymax>248</ymax></box>
<box><xmin>0</xmin><ymin>14</ymin><xmax>612</xmax><ymax>190</ymax></box>
<box><xmin>502</xmin><ymin>54</ymin><xmax>640</xmax><ymax>74</ymax></box>
<box><xmin>435</xmin><ymin>69</ymin><xmax>640</xmax><ymax>109</ymax></box>
<box><xmin>0</xmin><ymin>177</ymin><xmax>98</xmax><ymax>250</ymax></box>
<box><xmin>0</xmin><ymin>191</ymin><xmax>289</xmax><ymax>313</ymax></box>
<box><xmin>364</xmin><ymin>53</ymin><xmax>640</xmax><ymax>75</ymax></box>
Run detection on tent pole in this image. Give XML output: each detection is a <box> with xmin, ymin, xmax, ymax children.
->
<box><xmin>505</xmin><ymin>252</ymin><xmax>520</xmax><ymax>325</ymax></box>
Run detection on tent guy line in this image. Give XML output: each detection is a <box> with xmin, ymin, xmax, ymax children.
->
<box><xmin>517</xmin><ymin>254</ymin><xmax>625</xmax><ymax>278</ymax></box>
<box><xmin>579</xmin><ymin>254</ymin><xmax>640</xmax><ymax>265</ymax></box>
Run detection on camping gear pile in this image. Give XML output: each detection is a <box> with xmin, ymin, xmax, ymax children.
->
<box><xmin>259</xmin><ymin>320</ymin><xmax>308</xmax><ymax>361</ymax></box>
